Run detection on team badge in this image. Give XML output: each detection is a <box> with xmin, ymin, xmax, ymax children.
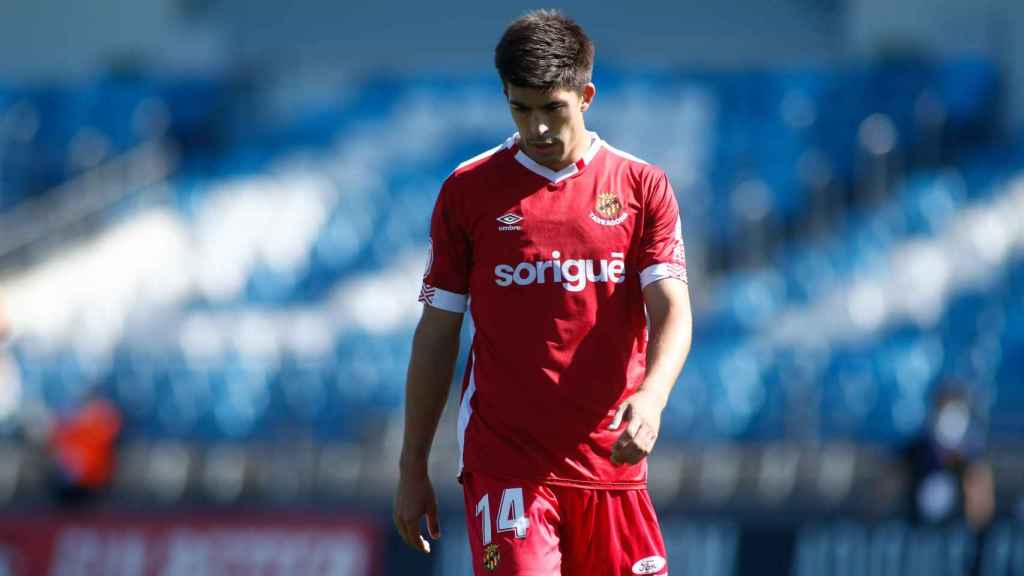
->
<box><xmin>590</xmin><ymin>192</ymin><xmax>629</xmax><ymax>226</ymax></box>
<box><xmin>597</xmin><ymin>192</ymin><xmax>622</xmax><ymax>218</ymax></box>
<box><xmin>631</xmin><ymin>555</ymin><xmax>667</xmax><ymax>574</ymax></box>
<box><xmin>482</xmin><ymin>543</ymin><xmax>501</xmax><ymax>571</ymax></box>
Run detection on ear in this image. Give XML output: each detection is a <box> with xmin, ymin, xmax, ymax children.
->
<box><xmin>580</xmin><ymin>83</ymin><xmax>596</xmax><ymax>112</ymax></box>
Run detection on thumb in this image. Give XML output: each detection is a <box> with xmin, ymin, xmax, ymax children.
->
<box><xmin>609</xmin><ymin>402</ymin><xmax>630</xmax><ymax>430</ymax></box>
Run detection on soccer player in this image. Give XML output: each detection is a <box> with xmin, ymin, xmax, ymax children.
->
<box><xmin>394</xmin><ymin>9</ymin><xmax>692</xmax><ymax>575</ymax></box>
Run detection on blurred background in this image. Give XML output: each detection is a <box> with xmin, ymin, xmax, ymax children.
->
<box><xmin>0</xmin><ymin>1</ymin><xmax>1022</xmax><ymax>574</ymax></box>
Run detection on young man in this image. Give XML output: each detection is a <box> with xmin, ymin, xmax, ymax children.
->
<box><xmin>394</xmin><ymin>10</ymin><xmax>692</xmax><ymax>575</ymax></box>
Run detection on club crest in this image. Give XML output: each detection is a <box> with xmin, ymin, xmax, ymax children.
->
<box><xmin>482</xmin><ymin>543</ymin><xmax>501</xmax><ymax>571</ymax></box>
<box><xmin>596</xmin><ymin>192</ymin><xmax>622</xmax><ymax>218</ymax></box>
<box><xmin>590</xmin><ymin>192</ymin><xmax>629</xmax><ymax>226</ymax></box>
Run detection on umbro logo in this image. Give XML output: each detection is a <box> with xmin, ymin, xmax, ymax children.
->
<box><xmin>497</xmin><ymin>213</ymin><xmax>523</xmax><ymax>231</ymax></box>
<box><xmin>497</xmin><ymin>213</ymin><xmax>522</xmax><ymax>225</ymax></box>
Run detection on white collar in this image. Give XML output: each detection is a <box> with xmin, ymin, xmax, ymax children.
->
<box><xmin>512</xmin><ymin>132</ymin><xmax>603</xmax><ymax>183</ymax></box>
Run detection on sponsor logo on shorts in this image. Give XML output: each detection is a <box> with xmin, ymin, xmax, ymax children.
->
<box><xmin>482</xmin><ymin>542</ymin><xmax>501</xmax><ymax>571</ymax></box>
<box><xmin>632</xmin><ymin>555</ymin><xmax>667</xmax><ymax>574</ymax></box>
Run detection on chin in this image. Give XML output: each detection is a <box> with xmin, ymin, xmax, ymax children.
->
<box><xmin>537</xmin><ymin>148</ymin><xmax>564</xmax><ymax>162</ymax></box>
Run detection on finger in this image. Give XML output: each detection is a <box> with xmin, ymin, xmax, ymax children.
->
<box><xmin>609</xmin><ymin>403</ymin><xmax>629</xmax><ymax>430</ymax></box>
<box><xmin>611</xmin><ymin>437</ymin><xmax>637</xmax><ymax>465</ymax></box>
<box><xmin>613</xmin><ymin>428</ymin><xmax>631</xmax><ymax>449</ymax></box>
<box><xmin>626</xmin><ymin>415</ymin><xmax>643</xmax><ymax>439</ymax></box>
<box><xmin>397</xmin><ymin>518</ymin><xmax>415</xmax><ymax>550</ymax></box>
<box><xmin>412</xmin><ymin>530</ymin><xmax>430</xmax><ymax>554</ymax></box>
<box><xmin>633</xmin><ymin>426</ymin><xmax>655</xmax><ymax>448</ymax></box>
<box><xmin>427</xmin><ymin>509</ymin><xmax>441</xmax><ymax>540</ymax></box>
<box><xmin>400</xmin><ymin>515</ymin><xmax>428</xmax><ymax>553</ymax></box>
<box><xmin>617</xmin><ymin>442</ymin><xmax>646</xmax><ymax>465</ymax></box>
<box><xmin>611</xmin><ymin>432</ymin><xmax>628</xmax><ymax>463</ymax></box>
<box><xmin>638</xmin><ymin>428</ymin><xmax>655</xmax><ymax>450</ymax></box>
<box><xmin>641</xmin><ymin>430</ymin><xmax>658</xmax><ymax>452</ymax></box>
<box><xmin>393</xmin><ymin>510</ymin><xmax>411</xmax><ymax>546</ymax></box>
<box><xmin>611</xmin><ymin>444</ymin><xmax>632</xmax><ymax>466</ymax></box>
<box><xmin>616</xmin><ymin>433</ymin><xmax>653</xmax><ymax>464</ymax></box>
<box><xmin>393</xmin><ymin>511</ymin><xmax>405</xmax><ymax>540</ymax></box>
<box><xmin>412</xmin><ymin>511</ymin><xmax>434</xmax><ymax>553</ymax></box>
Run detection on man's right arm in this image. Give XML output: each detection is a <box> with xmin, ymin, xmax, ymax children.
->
<box><xmin>393</xmin><ymin>304</ymin><xmax>464</xmax><ymax>554</ymax></box>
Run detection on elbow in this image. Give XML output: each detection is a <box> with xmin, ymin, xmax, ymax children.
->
<box><xmin>413</xmin><ymin>310</ymin><xmax>463</xmax><ymax>351</ymax></box>
<box><xmin>651</xmin><ymin>298</ymin><xmax>692</xmax><ymax>332</ymax></box>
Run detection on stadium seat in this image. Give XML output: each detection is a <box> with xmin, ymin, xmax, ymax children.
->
<box><xmin>4</xmin><ymin>59</ymin><xmax>1020</xmax><ymax>452</ymax></box>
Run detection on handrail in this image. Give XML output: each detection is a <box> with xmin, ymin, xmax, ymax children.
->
<box><xmin>0</xmin><ymin>138</ymin><xmax>178</xmax><ymax>268</ymax></box>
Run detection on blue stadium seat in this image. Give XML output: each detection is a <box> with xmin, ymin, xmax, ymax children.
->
<box><xmin>990</xmin><ymin>350</ymin><xmax>1024</xmax><ymax>441</ymax></box>
<box><xmin>153</xmin><ymin>361</ymin><xmax>211</xmax><ymax>439</ymax></box>
<box><xmin>3</xmin><ymin>59</ymin><xmax>1016</xmax><ymax>452</ymax></box>
<box><xmin>207</xmin><ymin>357</ymin><xmax>273</xmax><ymax>441</ymax></box>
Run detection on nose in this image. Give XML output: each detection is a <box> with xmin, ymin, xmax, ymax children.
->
<box><xmin>530</xmin><ymin>113</ymin><xmax>550</xmax><ymax>139</ymax></box>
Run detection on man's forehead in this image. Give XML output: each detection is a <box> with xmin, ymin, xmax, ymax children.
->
<box><xmin>505</xmin><ymin>84</ymin><xmax>576</xmax><ymax>104</ymax></box>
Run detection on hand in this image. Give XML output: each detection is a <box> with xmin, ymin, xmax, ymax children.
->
<box><xmin>393</xmin><ymin>470</ymin><xmax>441</xmax><ymax>554</ymax></box>
<box><xmin>608</xmin><ymin>389</ymin><xmax>666</xmax><ymax>466</ymax></box>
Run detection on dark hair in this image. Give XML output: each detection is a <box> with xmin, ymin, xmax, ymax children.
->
<box><xmin>494</xmin><ymin>9</ymin><xmax>594</xmax><ymax>93</ymax></box>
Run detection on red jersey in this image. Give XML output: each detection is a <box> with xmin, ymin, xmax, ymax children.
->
<box><xmin>419</xmin><ymin>133</ymin><xmax>687</xmax><ymax>489</ymax></box>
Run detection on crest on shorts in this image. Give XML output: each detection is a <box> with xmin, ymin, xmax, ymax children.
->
<box><xmin>482</xmin><ymin>543</ymin><xmax>501</xmax><ymax>571</ymax></box>
<box><xmin>591</xmin><ymin>192</ymin><xmax>629</xmax><ymax>226</ymax></box>
<box><xmin>632</xmin><ymin>555</ymin><xmax>667</xmax><ymax>574</ymax></box>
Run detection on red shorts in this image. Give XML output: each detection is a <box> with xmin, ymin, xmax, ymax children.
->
<box><xmin>461</xmin><ymin>471</ymin><xmax>668</xmax><ymax>575</ymax></box>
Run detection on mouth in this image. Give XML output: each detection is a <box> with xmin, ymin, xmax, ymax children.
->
<box><xmin>529</xmin><ymin>141</ymin><xmax>559</xmax><ymax>154</ymax></box>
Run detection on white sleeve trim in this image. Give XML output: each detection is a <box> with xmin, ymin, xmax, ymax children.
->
<box><xmin>457</xmin><ymin>355</ymin><xmax>476</xmax><ymax>476</ymax></box>
<box><xmin>639</xmin><ymin>262</ymin><xmax>688</xmax><ymax>288</ymax></box>
<box><xmin>419</xmin><ymin>283</ymin><xmax>468</xmax><ymax>313</ymax></box>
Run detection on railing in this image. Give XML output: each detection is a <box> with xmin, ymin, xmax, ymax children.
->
<box><xmin>0</xmin><ymin>138</ymin><xmax>178</xmax><ymax>270</ymax></box>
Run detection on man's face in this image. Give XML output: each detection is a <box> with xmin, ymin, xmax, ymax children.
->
<box><xmin>505</xmin><ymin>83</ymin><xmax>595</xmax><ymax>171</ymax></box>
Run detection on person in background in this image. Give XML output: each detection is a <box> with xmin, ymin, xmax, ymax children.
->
<box><xmin>47</xmin><ymin>390</ymin><xmax>123</xmax><ymax>507</ymax></box>
<box><xmin>903</xmin><ymin>381</ymin><xmax>995</xmax><ymax>574</ymax></box>
<box><xmin>904</xmin><ymin>383</ymin><xmax>995</xmax><ymax>528</ymax></box>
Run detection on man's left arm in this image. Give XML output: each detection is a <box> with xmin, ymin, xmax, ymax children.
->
<box><xmin>609</xmin><ymin>278</ymin><xmax>692</xmax><ymax>465</ymax></box>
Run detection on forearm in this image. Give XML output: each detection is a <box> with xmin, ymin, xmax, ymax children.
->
<box><xmin>640</xmin><ymin>285</ymin><xmax>692</xmax><ymax>408</ymax></box>
<box><xmin>399</xmin><ymin>317</ymin><xmax>462</xmax><ymax>475</ymax></box>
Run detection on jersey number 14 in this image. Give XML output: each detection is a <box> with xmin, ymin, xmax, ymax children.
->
<box><xmin>475</xmin><ymin>488</ymin><xmax>530</xmax><ymax>545</ymax></box>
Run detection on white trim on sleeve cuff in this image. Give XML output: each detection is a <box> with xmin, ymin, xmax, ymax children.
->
<box><xmin>419</xmin><ymin>283</ymin><xmax>468</xmax><ymax>313</ymax></box>
<box><xmin>639</xmin><ymin>262</ymin><xmax>688</xmax><ymax>288</ymax></box>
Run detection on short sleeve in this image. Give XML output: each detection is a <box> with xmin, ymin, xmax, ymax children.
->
<box><xmin>419</xmin><ymin>179</ymin><xmax>470</xmax><ymax>312</ymax></box>
<box><xmin>637</xmin><ymin>171</ymin><xmax>688</xmax><ymax>288</ymax></box>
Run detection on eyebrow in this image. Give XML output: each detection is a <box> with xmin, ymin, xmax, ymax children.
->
<box><xmin>509</xmin><ymin>99</ymin><xmax>565</xmax><ymax>109</ymax></box>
